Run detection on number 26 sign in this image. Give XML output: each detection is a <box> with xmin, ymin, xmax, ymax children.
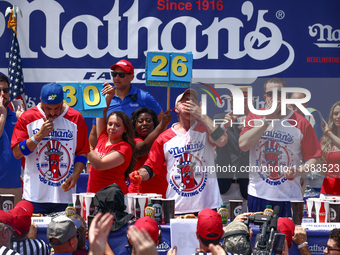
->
<box><xmin>145</xmin><ymin>51</ymin><xmax>193</xmax><ymax>88</ymax></box>
<box><xmin>59</xmin><ymin>82</ymin><xmax>106</xmax><ymax>118</ymax></box>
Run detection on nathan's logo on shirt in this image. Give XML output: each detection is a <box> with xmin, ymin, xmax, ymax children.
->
<box><xmin>33</xmin><ymin>128</ymin><xmax>74</xmax><ymax>141</ymax></box>
<box><xmin>169</xmin><ymin>153</ymin><xmax>207</xmax><ymax>197</ymax></box>
<box><xmin>257</xmin><ymin>140</ymin><xmax>292</xmax><ymax>185</ymax></box>
<box><xmin>262</xmin><ymin>130</ymin><xmax>293</xmax><ymax>144</ymax></box>
<box><xmin>168</xmin><ymin>141</ymin><xmax>204</xmax><ymax>158</ymax></box>
<box><xmin>37</xmin><ymin>139</ymin><xmax>73</xmax><ymax>187</ymax></box>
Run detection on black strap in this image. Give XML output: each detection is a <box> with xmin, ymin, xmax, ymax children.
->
<box><xmin>143</xmin><ymin>165</ymin><xmax>154</xmax><ymax>179</ymax></box>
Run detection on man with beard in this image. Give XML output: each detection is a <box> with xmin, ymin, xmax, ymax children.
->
<box><xmin>11</xmin><ymin>82</ymin><xmax>89</xmax><ymax>214</ymax></box>
<box><xmin>0</xmin><ymin>74</ymin><xmax>23</xmax><ymax>206</ymax></box>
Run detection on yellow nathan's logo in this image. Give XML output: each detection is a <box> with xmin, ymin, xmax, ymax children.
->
<box><xmin>48</xmin><ymin>94</ymin><xmax>57</xmax><ymax>100</ymax></box>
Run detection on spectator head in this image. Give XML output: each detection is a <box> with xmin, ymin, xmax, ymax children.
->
<box><xmin>69</xmin><ymin>214</ymin><xmax>87</xmax><ymax>250</ymax></box>
<box><xmin>324</xmin><ymin>228</ymin><xmax>340</xmax><ymax>254</ymax></box>
<box><xmin>222</xmin><ymin>221</ymin><xmax>251</xmax><ymax>255</ymax></box>
<box><xmin>175</xmin><ymin>88</ymin><xmax>198</xmax><ymax>107</ymax></box>
<box><xmin>47</xmin><ymin>216</ymin><xmax>82</xmax><ymax>252</ymax></box>
<box><xmin>0</xmin><ymin>73</ymin><xmax>10</xmax><ymax>108</ymax></box>
<box><xmin>131</xmin><ymin>107</ymin><xmax>159</xmax><ymax>138</ymax></box>
<box><xmin>0</xmin><ymin>210</ymin><xmax>18</xmax><ymax>247</ymax></box>
<box><xmin>277</xmin><ymin>217</ymin><xmax>295</xmax><ymax>249</ymax></box>
<box><xmin>132</xmin><ymin>216</ymin><xmax>159</xmax><ymax>245</ymax></box>
<box><xmin>40</xmin><ymin>82</ymin><xmax>64</xmax><ymax>121</ymax></box>
<box><xmin>263</xmin><ymin>77</ymin><xmax>286</xmax><ymax>92</ymax></box>
<box><xmin>0</xmin><ymin>73</ymin><xmax>9</xmax><ymax>85</ymax></box>
<box><xmin>40</xmin><ymin>82</ymin><xmax>64</xmax><ymax>105</ymax></box>
<box><xmin>196</xmin><ymin>208</ymin><xmax>224</xmax><ymax>247</ymax></box>
<box><xmin>10</xmin><ymin>200</ymin><xmax>34</xmax><ymax>240</ymax></box>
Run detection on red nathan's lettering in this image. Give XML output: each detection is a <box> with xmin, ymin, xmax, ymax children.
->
<box><xmin>157</xmin><ymin>0</ymin><xmax>192</xmax><ymax>10</ymax></box>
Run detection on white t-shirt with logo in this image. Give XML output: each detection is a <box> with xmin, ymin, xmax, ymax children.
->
<box><xmin>145</xmin><ymin>121</ymin><xmax>223</xmax><ymax>214</ymax></box>
<box><xmin>11</xmin><ymin>104</ymin><xmax>89</xmax><ymax>203</ymax></box>
<box><xmin>240</xmin><ymin>109</ymin><xmax>322</xmax><ymax>201</ymax></box>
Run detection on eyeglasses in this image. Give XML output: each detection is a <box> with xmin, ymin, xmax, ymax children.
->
<box><xmin>0</xmin><ymin>88</ymin><xmax>10</xmax><ymax>93</ymax></box>
<box><xmin>265</xmin><ymin>91</ymin><xmax>282</xmax><ymax>97</ymax></box>
<box><xmin>111</xmin><ymin>71</ymin><xmax>131</xmax><ymax>78</ymax></box>
<box><xmin>323</xmin><ymin>245</ymin><xmax>340</xmax><ymax>253</ymax></box>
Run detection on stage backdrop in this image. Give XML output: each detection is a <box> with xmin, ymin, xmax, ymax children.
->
<box><xmin>0</xmin><ymin>0</ymin><xmax>339</xmax><ymax>126</ymax></box>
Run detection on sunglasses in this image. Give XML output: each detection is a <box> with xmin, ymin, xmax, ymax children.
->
<box><xmin>265</xmin><ymin>91</ymin><xmax>281</xmax><ymax>97</ymax></box>
<box><xmin>0</xmin><ymin>88</ymin><xmax>10</xmax><ymax>93</ymax></box>
<box><xmin>111</xmin><ymin>71</ymin><xmax>131</xmax><ymax>78</ymax></box>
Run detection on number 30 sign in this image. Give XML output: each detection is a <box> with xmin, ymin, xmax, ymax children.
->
<box><xmin>59</xmin><ymin>82</ymin><xmax>106</xmax><ymax>118</ymax></box>
<box><xmin>145</xmin><ymin>52</ymin><xmax>193</xmax><ymax>88</ymax></box>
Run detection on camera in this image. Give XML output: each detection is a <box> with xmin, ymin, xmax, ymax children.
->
<box><xmin>244</xmin><ymin>206</ymin><xmax>285</xmax><ymax>255</ymax></box>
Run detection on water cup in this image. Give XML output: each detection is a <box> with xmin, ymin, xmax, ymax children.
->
<box><xmin>291</xmin><ymin>200</ymin><xmax>304</xmax><ymax>225</ymax></box>
<box><xmin>162</xmin><ymin>198</ymin><xmax>175</xmax><ymax>224</ymax></box>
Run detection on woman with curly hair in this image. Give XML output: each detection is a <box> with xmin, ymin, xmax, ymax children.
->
<box><xmin>87</xmin><ymin>109</ymin><xmax>136</xmax><ymax>195</ymax></box>
<box><xmin>320</xmin><ymin>101</ymin><xmax>340</xmax><ymax>198</ymax></box>
<box><xmin>128</xmin><ymin>107</ymin><xmax>171</xmax><ymax>197</ymax></box>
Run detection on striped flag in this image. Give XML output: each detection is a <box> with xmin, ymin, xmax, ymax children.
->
<box><xmin>8</xmin><ymin>30</ymin><xmax>25</xmax><ymax>102</ymax></box>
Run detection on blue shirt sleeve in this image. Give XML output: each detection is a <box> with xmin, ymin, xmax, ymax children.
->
<box><xmin>142</xmin><ymin>91</ymin><xmax>163</xmax><ymax>116</ymax></box>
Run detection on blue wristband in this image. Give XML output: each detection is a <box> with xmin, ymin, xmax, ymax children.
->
<box><xmin>19</xmin><ymin>140</ymin><xmax>32</xmax><ymax>156</ymax></box>
<box><xmin>74</xmin><ymin>155</ymin><xmax>87</xmax><ymax>166</ymax></box>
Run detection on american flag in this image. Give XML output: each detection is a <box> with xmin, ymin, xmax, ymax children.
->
<box><xmin>8</xmin><ymin>31</ymin><xmax>25</xmax><ymax>101</ymax></box>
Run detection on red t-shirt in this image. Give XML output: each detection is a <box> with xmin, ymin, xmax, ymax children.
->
<box><xmin>87</xmin><ymin>131</ymin><xmax>132</xmax><ymax>194</ymax></box>
<box><xmin>128</xmin><ymin>137</ymin><xmax>168</xmax><ymax>198</ymax></box>
<box><xmin>321</xmin><ymin>145</ymin><xmax>340</xmax><ymax>195</ymax></box>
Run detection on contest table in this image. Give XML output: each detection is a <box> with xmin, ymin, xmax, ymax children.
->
<box><xmin>71</xmin><ymin>173</ymin><xmax>330</xmax><ymax>254</ymax></box>
<box><xmin>36</xmin><ymin>223</ymin><xmax>330</xmax><ymax>255</ymax></box>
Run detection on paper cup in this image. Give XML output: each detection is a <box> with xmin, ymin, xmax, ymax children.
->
<box><xmin>151</xmin><ymin>198</ymin><xmax>163</xmax><ymax>224</ymax></box>
<box><xmin>329</xmin><ymin>201</ymin><xmax>340</xmax><ymax>222</ymax></box>
<box><xmin>229</xmin><ymin>200</ymin><xmax>243</xmax><ymax>220</ymax></box>
<box><xmin>0</xmin><ymin>194</ymin><xmax>15</xmax><ymax>212</ymax></box>
<box><xmin>83</xmin><ymin>193</ymin><xmax>95</xmax><ymax>222</ymax></box>
<box><xmin>162</xmin><ymin>198</ymin><xmax>175</xmax><ymax>224</ymax></box>
<box><xmin>314</xmin><ymin>199</ymin><xmax>330</xmax><ymax>223</ymax></box>
<box><xmin>127</xmin><ymin>193</ymin><xmax>137</xmax><ymax>214</ymax></box>
<box><xmin>133</xmin><ymin>195</ymin><xmax>147</xmax><ymax>219</ymax></box>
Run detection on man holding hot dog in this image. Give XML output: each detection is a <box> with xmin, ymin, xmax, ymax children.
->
<box><xmin>11</xmin><ymin>83</ymin><xmax>89</xmax><ymax>214</ymax></box>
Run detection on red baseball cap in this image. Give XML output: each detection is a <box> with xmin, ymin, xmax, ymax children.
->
<box><xmin>110</xmin><ymin>59</ymin><xmax>134</xmax><ymax>75</ymax></box>
<box><xmin>133</xmin><ymin>216</ymin><xmax>159</xmax><ymax>242</ymax></box>
<box><xmin>277</xmin><ymin>217</ymin><xmax>295</xmax><ymax>248</ymax></box>
<box><xmin>197</xmin><ymin>208</ymin><xmax>223</xmax><ymax>240</ymax></box>
<box><xmin>10</xmin><ymin>200</ymin><xmax>34</xmax><ymax>235</ymax></box>
<box><xmin>0</xmin><ymin>210</ymin><xmax>16</xmax><ymax>230</ymax></box>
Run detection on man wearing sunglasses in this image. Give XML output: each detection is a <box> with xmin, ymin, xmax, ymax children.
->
<box><xmin>89</xmin><ymin>59</ymin><xmax>163</xmax><ymax>148</ymax></box>
<box><xmin>0</xmin><ymin>74</ymin><xmax>23</xmax><ymax>206</ymax></box>
<box><xmin>239</xmin><ymin>78</ymin><xmax>322</xmax><ymax>217</ymax></box>
<box><xmin>324</xmin><ymin>228</ymin><xmax>340</xmax><ymax>254</ymax></box>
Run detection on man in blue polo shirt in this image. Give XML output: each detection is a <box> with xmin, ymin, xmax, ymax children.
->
<box><xmin>0</xmin><ymin>74</ymin><xmax>22</xmax><ymax>206</ymax></box>
<box><xmin>89</xmin><ymin>59</ymin><xmax>163</xmax><ymax>148</ymax></box>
